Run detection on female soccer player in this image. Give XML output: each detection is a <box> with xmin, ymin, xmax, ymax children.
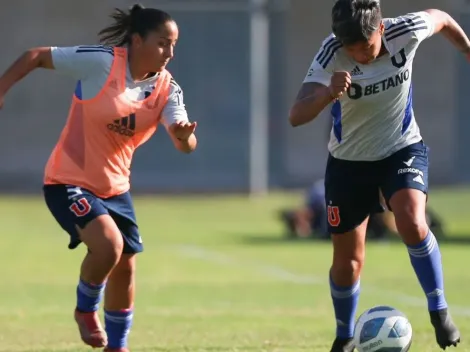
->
<box><xmin>0</xmin><ymin>4</ymin><xmax>196</xmax><ymax>352</ymax></box>
<box><xmin>289</xmin><ymin>0</ymin><xmax>470</xmax><ymax>351</ymax></box>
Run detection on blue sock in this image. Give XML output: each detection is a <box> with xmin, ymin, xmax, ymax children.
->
<box><xmin>76</xmin><ymin>279</ymin><xmax>105</xmax><ymax>313</ymax></box>
<box><xmin>105</xmin><ymin>309</ymin><xmax>133</xmax><ymax>349</ymax></box>
<box><xmin>407</xmin><ymin>230</ymin><xmax>447</xmax><ymax>311</ymax></box>
<box><xmin>330</xmin><ymin>275</ymin><xmax>360</xmax><ymax>339</ymax></box>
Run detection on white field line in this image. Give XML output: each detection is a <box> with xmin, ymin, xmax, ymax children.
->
<box><xmin>176</xmin><ymin>244</ymin><xmax>470</xmax><ymax>317</ymax></box>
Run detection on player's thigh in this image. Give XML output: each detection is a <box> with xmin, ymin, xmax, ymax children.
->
<box><xmin>78</xmin><ymin>215</ymin><xmax>124</xmax><ymax>255</ymax></box>
<box><xmin>380</xmin><ymin>141</ymin><xmax>429</xmax><ymax>211</ymax></box>
<box><xmin>104</xmin><ymin>191</ymin><xmax>143</xmax><ymax>254</ymax></box>
<box><xmin>43</xmin><ymin>184</ymin><xmax>122</xmax><ymax>252</ymax></box>
<box><xmin>325</xmin><ymin>155</ymin><xmax>379</xmax><ymax>235</ymax></box>
<box><xmin>110</xmin><ymin>212</ymin><xmax>143</xmax><ymax>254</ymax></box>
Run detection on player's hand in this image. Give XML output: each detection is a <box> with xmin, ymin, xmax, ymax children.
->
<box><xmin>169</xmin><ymin>121</ymin><xmax>197</xmax><ymax>141</ymax></box>
<box><xmin>328</xmin><ymin>71</ymin><xmax>351</xmax><ymax>99</ymax></box>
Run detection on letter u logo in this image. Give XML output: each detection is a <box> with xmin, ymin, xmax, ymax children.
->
<box><xmin>391</xmin><ymin>48</ymin><xmax>407</xmax><ymax>68</ymax></box>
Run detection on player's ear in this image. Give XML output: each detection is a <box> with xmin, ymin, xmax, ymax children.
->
<box><xmin>131</xmin><ymin>33</ymin><xmax>144</xmax><ymax>49</ymax></box>
<box><xmin>379</xmin><ymin>21</ymin><xmax>385</xmax><ymax>36</ymax></box>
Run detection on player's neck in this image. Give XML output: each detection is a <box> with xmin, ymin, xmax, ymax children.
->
<box><xmin>127</xmin><ymin>52</ymin><xmax>153</xmax><ymax>82</ymax></box>
<box><xmin>128</xmin><ymin>64</ymin><xmax>152</xmax><ymax>82</ymax></box>
<box><xmin>378</xmin><ymin>40</ymin><xmax>389</xmax><ymax>58</ymax></box>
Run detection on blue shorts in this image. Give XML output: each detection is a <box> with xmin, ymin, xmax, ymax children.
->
<box><xmin>43</xmin><ymin>184</ymin><xmax>143</xmax><ymax>254</ymax></box>
<box><xmin>325</xmin><ymin>141</ymin><xmax>429</xmax><ymax>234</ymax></box>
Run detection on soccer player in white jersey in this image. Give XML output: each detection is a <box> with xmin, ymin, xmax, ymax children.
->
<box><xmin>289</xmin><ymin>0</ymin><xmax>470</xmax><ymax>351</ymax></box>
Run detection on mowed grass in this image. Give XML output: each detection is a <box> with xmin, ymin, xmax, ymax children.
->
<box><xmin>0</xmin><ymin>187</ymin><xmax>470</xmax><ymax>351</ymax></box>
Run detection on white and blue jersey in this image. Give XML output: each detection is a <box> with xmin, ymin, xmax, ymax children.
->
<box><xmin>303</xmin><ymin>11</ymin><xmax>436</xmax><ymax>161</ymax></box>
<box><xmin>50</xmin><ymin>45</ymin><xmax>188</xmax><ymax>128</ymax></box>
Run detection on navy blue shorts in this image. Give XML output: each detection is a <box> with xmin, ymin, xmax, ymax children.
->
<box><xmin>43</xmin><ymin>184</ymin><xmax>143</xmax><ymax>254</ymax></box>
<box><xmin>325</xmin><ymin>141</ymin><xmax>429</xmax><ymax>234</ymax></box>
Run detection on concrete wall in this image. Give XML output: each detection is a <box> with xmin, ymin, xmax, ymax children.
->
<box><xmin>0</xmin><ymin>0</ymin><xmax>465</xmax><ymax>193</ymax></box>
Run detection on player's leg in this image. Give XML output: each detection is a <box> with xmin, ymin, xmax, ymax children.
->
<box><xmin>76</xmin><ymin>215</ymin><xmax>124</xmax><ymax>348</ymax></box>
<box><xmin>329</xmin><ymin>220</ymin><xmax>369</xmax><ymax>352</ymax></box>
<box><xmin>103</xmin><ymin>253</ymin><xmax>135</xmax><ymax>352</ymax></box>
<box><xmin>102</xmin><ymin>194</ymin><xmax>143</xmax><ymax>352</ymax></box>
<box><xmin>325</xmin><ymin>156</ymin><xmax>377</xmax><ymax>352</ymax></box>
<box><xmin>43</xmin><ymin>185</ymin><xmax>124</xmax><ymax>348</ymax></box>
<box><xmin>381</xmin><ymin>141</ymin><xmax>460</xmax><ymax>349</ymax></box>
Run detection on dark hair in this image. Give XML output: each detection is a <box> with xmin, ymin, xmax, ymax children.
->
<box><xmin>332</xmin><ymin>0</ymin><xmax>382</xmax><ymax>45</ymax></box>
<box><xmin>98</xmin><ymin>4</ymin><xmax>173</xmax><ymax>47</ymax></box>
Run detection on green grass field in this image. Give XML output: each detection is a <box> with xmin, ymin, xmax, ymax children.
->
<box><xmin>1</xmin><ymin>187</ymin><xmax>470</xmax><ymax>351</ymax></box>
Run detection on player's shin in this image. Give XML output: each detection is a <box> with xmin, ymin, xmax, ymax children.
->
<box><xmin>329</xmin><ymin>272</ymin><xmax>361</xmax><ymax>339</ymax></box>
<box><xmin>76</xmin><ymin>277</ymin><xmax>105</xmax><ymax>313</ymax></box>
<box><xmin>77</xmin><ymin>252</ymin><xmax>112</xmax><ymax>312</ymax></box>
<box><xmin>104</xmin><ymin>254</ymin><xmax>135</xmax><ymax>349</ymax></box>
<box><xmin>329</xmin><ymin>225</ymin><xmax>366</xmax><ymax>341</ymax></box>
<box><xmin>77</xmin><ymin>216</ymin><xmax>125</xmax><ymax>312</ymax></box>
<box><xmin>406</xmin><ymin>230</ymin><xmax>447</xmax><ymax>311</ymax></box>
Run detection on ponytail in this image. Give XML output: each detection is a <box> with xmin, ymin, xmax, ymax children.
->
<box><xmin>98</xmin><ymin>4</ymin><xmax>173</xmax><ymax>47</ymax></box>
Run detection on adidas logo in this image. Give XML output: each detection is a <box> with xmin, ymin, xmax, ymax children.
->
<box><xmin>350</xmin><ymin>65</ymin><xmax>363</xmax><ymax>76</ymax></box>
<box><xmin>107</xmin><ymin>113</ymin><xmax>136</xmax><ymax>137</ymax></box>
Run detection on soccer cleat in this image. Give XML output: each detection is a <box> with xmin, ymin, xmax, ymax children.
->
<box><xmin>103</xmin><ymin>348</ymin><xmax>130</xmax><ymax>352</ymax></box>
<box><xmin>430</xmin><ymin>309</ymin><xmax>461</xmax><ymax>349</ymax></box>
<box><xmin>74</xmin><ymin>309</ymin><xmax>107</xmax><ymax>348</ymax></box>
<box><xmin>330</xmin><ymin>337</ymin><xmax>355</xmax><ymax>352</ymax></box>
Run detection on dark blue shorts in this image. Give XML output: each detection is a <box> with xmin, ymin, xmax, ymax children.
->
<box><xmin>325</xmin><ymin>141</ymin><xmax>429</xmax><ymax>234</ymax></box>
<box><xmin>43</xmin><ymin>184</ymin><xmax>143</xmax><ymax>254</ymax></box>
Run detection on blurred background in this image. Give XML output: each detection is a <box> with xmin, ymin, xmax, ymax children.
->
<box><xmin>1</xmin><ymin>0</ymin><xmax>469</xmax><ymax>194</ymax></box>
<box><xmin>1</xmin><ymin>1</ymin><xmax>470</xmax><ymax>351</ymax></box>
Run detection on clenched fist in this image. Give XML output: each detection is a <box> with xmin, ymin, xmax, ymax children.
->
<box><xmin>328</xmin><ymin>71</ymin><xmax>351</xmax><ymax>99</ymax></box>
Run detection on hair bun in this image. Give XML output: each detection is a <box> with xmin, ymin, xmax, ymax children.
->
<box><xmin>130</xmin><ymin>3</ymin><xmax>145</xmax><ymax>16</ymax></box>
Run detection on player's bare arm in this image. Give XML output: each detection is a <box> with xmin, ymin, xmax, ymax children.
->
<box><xmin>0</xmin><ymin>47</ymin><xmax>53</xmax><ymax>99</ymax></box>
<box><xmin>425</xmin><ymin>9</ymin><xmax>470</xmax><ymax>56</ymax></box>
<box><xmin>168</xmin><ymin>121</ymin><xmax>197</xmax><ymax>153</ymax></box>
<box><xmin>289</xmin><ymin>82</ymin><xmax>335</xmax><ymax>127</ymax></box>
<box><xmin>289</xmin><ymin>71</ymin><xmax>351</xmax><ymax>127</ymax></box>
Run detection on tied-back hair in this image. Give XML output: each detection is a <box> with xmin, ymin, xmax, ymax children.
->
<box><xmin>98</xmin><ymin>3</ymin><xmax>173</xmax><ymax>47</ymax></box>
<box><xmin>332</xmin><ymin>0</ymin><xmax>382</xmax><ymax>45</ymax></box>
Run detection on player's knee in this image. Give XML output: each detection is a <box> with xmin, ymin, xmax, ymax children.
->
<box><xmin>102</xmin><ymin>240</ymin><xmax>124</xmax><ymax>266</ymax></box>
<box><xmin>330</xmin><ymin>225</ymin><xmax>367</xmax><ymax>285</ymax></box>
<box><xmin>333</xmin><ymin>256</ymin><xmax>364</xmax><ymax>274</ymax></box>
<box><xmin>78</xmin><ymin>215</ymin><xmax>124</xmax><ymax>265</ymax></box>
<box><xmin>331</xmin><ymin>256</ymin><xmax>364</xmax><ymax>286</ymax></box>
<box><xmin>394</xmin><ymin>211</ymin><xmax>428</xmax><ymax>245</ymax></box>
<box><xmin>390</xmin><ymin>189</ymin><xmax>428</xmax><ymax>244</ymax></box>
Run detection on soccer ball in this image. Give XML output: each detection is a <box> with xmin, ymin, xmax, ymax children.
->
<box><xmin>353</xmin><ymin>306</ymin><xmax>412</xmax><ymax>352</ymax></box>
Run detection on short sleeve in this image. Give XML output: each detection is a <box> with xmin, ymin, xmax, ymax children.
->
<box><xmin>303</xmin><ymin>34</ymin><xmax>342</xmax><ymax>87</ymax></box>
<box><xmin>160</xmin><ymin>79</ymin><xmax>189</xmax><ymax>128</ymax></box>
<box><xmin>384</xmin><ymin>12</ymin><xmax>436</xmax><ymax>52</ymax></box>
<box><xmin>50</xmin><ymin>45</ymin><xmax>114</xmax><ymax>80</ymax></box>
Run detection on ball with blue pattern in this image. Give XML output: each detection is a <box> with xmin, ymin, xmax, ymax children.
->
<box><xmin>353</xmin><ymin>305</ymin><xmax>412</xmax><ymax>352</ymax></box>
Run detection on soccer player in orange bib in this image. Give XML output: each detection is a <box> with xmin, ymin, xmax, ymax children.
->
<box><xmin>0</xmin><ymin>4</ymin><xmax>196</xmax><ymax>351</ymax></box>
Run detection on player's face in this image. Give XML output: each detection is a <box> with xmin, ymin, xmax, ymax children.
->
<box><xmin>139</xmin><ymin>21</ymin><xmax>179</xmax><ymax>72</ymax></box>
<box><xmin>343</xmin><ymin>23</ymin><xmax>385</xmax><ymax>65</ymax></box>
